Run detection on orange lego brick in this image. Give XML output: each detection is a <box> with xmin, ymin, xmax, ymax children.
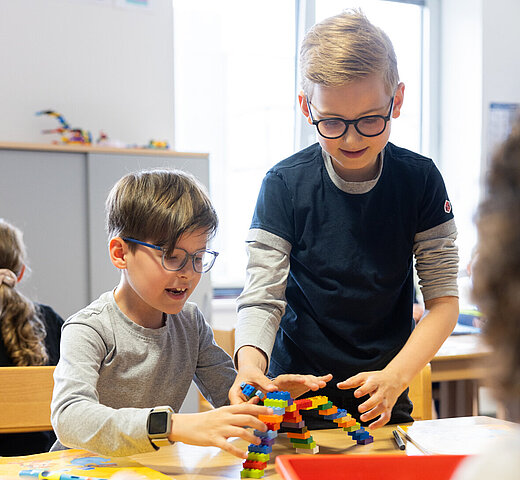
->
<box><xmin>287</xmin><ymin>431</ymin><xmax>311</xmax><ymax>440</ymax></box>
<box><xmin>258</xmin><ymin>414</ymin><xmax>283</xmax><ymax>423</ymax></box>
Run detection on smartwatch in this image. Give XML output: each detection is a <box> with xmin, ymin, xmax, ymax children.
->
<box><xmin>147</xmin><ymin>406</ymin><xmax>174</xmax><ymax>448</ymax></box>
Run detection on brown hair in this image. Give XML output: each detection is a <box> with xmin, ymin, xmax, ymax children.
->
<box><xmin>0</xmin><ymin>219</ymin><xmax>48</xmax><ymax>366</ymax></box>
<box><xmin>105</xmin><ymin>169</ymin><xmax>218</xmax><ymax>254</ymax></box>
<box><xmin>473</xmin><ymin>120</ymin><xmax>520</xmax><ymax>403</ymax></box>
<box><xmin>300</xmin><ymin>9</ymin><xmax>399</xmax><ymax>98</ymax></box>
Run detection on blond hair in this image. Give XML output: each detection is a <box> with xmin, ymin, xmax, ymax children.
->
<box><xmin>300</xmin><ymin>9</ymin><xmax>399</xmax><ymax>98</ymax></box>
<box><xmin>105</xmin><ymin>169</ymin><xmax>218</xmax><ymax>254</ymax></box>
<box><xmin>0</xmin><ymin>219</ymin><xmax>48</xmax><ymax>366</ymax></box>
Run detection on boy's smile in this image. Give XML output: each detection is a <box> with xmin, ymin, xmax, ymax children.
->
<box><xmin>300</xmin><ymin>75</ymin><xmax>404</xmax><ymax>182</ymax></box>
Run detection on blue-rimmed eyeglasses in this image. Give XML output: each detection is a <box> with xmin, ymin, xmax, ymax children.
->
<box><xmin>122</xmin><ymin>237</ymin><xmax>219</xmax><ymax>274</ymax></box>
<box><xmin>306</xmin><ymin>97</ymin><xmax>394</xmax><ymax>139</ymax></box>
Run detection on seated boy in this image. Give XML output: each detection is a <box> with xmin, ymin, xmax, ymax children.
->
<box><xmin>51</xmin><ymin>169</ymin><xmax>330</xmax><ymax>457</ymax></box>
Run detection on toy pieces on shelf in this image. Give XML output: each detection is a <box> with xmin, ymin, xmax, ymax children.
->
<box><xmin>145</xmin><ymin>139</ymin><xmax>170</xmax><ymax>149</ymax></box>
<box><xmin>36</xmin><ymin>110</ymin><xmax>92</xmax><ymax>145</ymax></box>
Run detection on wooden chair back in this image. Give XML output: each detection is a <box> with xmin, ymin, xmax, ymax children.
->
<box><xmin>408</xmin><ymin>363</ymin><xmax>433</xmax><ymax>420</ymax></box>
<box><xmin>0</xmin><ymin>366</ymin><xmax>55</xmax><ymax>433</ymax></box>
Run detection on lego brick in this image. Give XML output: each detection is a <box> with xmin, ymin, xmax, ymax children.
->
<box><xmin>258</xmin><ymin>414</ymin><xmax>283</xmax><ymax>423</ymax></box>
<box><xmin>290</xmin><ymin>441</ymin><xmax>317</xmax><ymax>449</ymax></box>
<box><xmin>259</xmin><ymin>437</ymin><xmax>276</xmax><ymax>447</ymax></box>
<box><xmin>243</xmin><ymin>460</ymin><xmax>267</xmax><ymax>470</ymax></box>
<box><xmin>281</xmin><ymin>423</ymin><xmax>308</xmax><ymax>433</ymax></box>
<box><xmin>357</xmin><ymin>437</ymin><xmax>374</xmax><ymax>445</ymax></box>
<box><xmin>285</xmin><ymin>403</ymin><xmax>297</xmax><ymax>412</ymax></box>
<box><xmin>265</xmin><ymin>391</ymin><xmax>291</xmax><ymax>401</ymax></box>
<box><xmin>254</xmin><ymin>429</ymin><xmax>277</xmax><ymax>439</ymax></box>
<box><xmin>248</xmin><ymin>444</ymin><xmax>272</xmax><ymax>454</ymax></box>
<box><xmin>241</xmin><ymin>383</ymin><xmax>256</xmax><ymax>399</ymax></box>
<box><xmin>263</xmin><ymin>398</ymin><xmax>289</xmax><ymax>408</ymax></box>
<box><xmin>294</xmin><ymin>398</ymin><xmax>313</xmax><ymax>410</ymax></box>
<box><xmin>295</xmin><ymin>445</ymin><xmax>320</xmax><ymax>455</ymax></box>
<box><xmin>286</xmin><ymin>431</ymin><xmax>311</xmax><ymax>440</ymax></box>
<box><xmin>264</xmin><ymin>422</ymin><xmax>280</xmax><ymax>431</ymax></box>
<box><xmin>281</xmin><ymin>421</ymin><xmax>306</xmax><ymax>429</ymax></box>
<box><xmin>318</xmin><ymin>406</ymin><xmax>338</xmax><ymax>416</ymax></box>
<box><xmin>240</xmin><ymin>468</ymin><xmax>265</xmax><ymax>478</ymax></box>
<box><xmin>289</xmin><ymin>436</ymin><xmax>315</xmax><ymax>445</ymax></box>
<box><xmin>317</xmin><ymin>401</ymin><xmax>334</xmax><ymax>410</ymax></box>
<box><xmin>343</xmin><ymin>422</ymin><xmax>361</xmax><ymax>432</ymax></box>
<box><xmin>283</xmin><ymin>412</ymin><xmax>303</xmax><ymax>423</ymax></box>
<box><xmin>255</xmin><ymin>390</ymin><xmax>265</xmax><ymax>400</ymax></box>
<box><xmin>246</xmin><ymin>452</ymin><xmax>270</xmax><ymax>462</ymax></box>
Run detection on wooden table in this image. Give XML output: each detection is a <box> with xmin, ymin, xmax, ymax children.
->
<box><xmin>430</xmin><ymin>334</ymin><xmax>492</xmax><ymax>418</ymax></box>
<box><xmin>131</xmin><ymin>425</ymin><xmax>407</xmax><ymax>480</ymax></box>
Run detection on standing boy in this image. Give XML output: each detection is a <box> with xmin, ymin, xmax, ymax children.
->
<box><xmin>232</xmin><ymin>10</ymin><xmax>459</xmax><ymax>429</ymax></box>
<box><xmin>51</xmin><ymin>169</ymin><xmax>330</xmax><ymax>457</ymax></box>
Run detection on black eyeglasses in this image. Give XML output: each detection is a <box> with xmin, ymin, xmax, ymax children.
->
<box><xmin>122</xmin><ymin>237</ymin><xmax>219</xmax><ymax>274</ymax></box>
<box><xmin>306</xmin><ymin>97</ymin><xmax>394</xmax><ymax>139</ymax></box>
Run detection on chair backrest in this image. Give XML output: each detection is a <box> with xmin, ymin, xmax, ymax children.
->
<box><xmin>408</xmin><ymin>363</ymin><xmax>433</xmax><ymax>421</ymax></box>
<box><xmin>0</xmin><ymin>365</ymin><xmax>55</xmax><ymax>433</ymax></box>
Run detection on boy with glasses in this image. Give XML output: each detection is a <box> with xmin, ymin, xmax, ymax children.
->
<box><xmin>51</xmin><ymin>169</ymin><xmax>330</xmax><ymax>457</ymax></box>
<box><xmin>232</xmin><ymin>10</ymin><xmax>459</xmax><ymax>430</ymax></box>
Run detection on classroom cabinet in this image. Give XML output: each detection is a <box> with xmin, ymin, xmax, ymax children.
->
<box><xmin>0</xmin><ymin>143</ymin><xmax>212</xmax><ymax>323</ymax></box>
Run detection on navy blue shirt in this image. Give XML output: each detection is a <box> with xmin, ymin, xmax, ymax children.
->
<box><xmin>250</xmin><ymin>142</ymin><xmax>454</xmax><ymax>380</ymax></box>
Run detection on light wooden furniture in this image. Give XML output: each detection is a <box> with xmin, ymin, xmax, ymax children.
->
<box><xmin>431</xmin><ymin>334</ymin><xmax>492</xmax><ymax>417</ymax></box>
<box><xmin>0</xmin><ymin>366</ymin><xmax>55</xmax><ymax>433</ymax></box>
<box><xmin>128</xmin><ymin>416</ymin><xmax>514</xmax><ymax>479</ymax></box>
<box><xmin>200</xmin><ymin>328</ymin><xmax>236</xmax><ymax>412</ymax></box>
<box><xmin>408</xmin><ymin>363</ymin><xmax>432</xmax><ymax>420</ymax></box>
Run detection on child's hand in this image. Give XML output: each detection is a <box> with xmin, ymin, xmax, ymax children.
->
<box><xmin>337</xmin><ymin>369</ymin><xmax>405</xmax><ymax>429</ymax></box>
<box><xmin>272</xmin><ymin>373</ymin><xmax>333</xmax><ymax>399</ymax></box>
<box><xmin>169</xmin><ymin>403</ymin><xmax>273</xmax><ymax>458</ymax></box>
<box><xmin>229</xmin><ymin>364</ymin><xmax>278</xmax><ymax>405</ymax></box>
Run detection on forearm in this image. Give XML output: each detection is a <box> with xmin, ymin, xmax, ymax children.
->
<box><xmin>384</xmin><ymin>296</ymin><xmax>459</xmax><ymax>388</ymax></box>
<box><xmin>236</xmin><ymin>345</ymin><xmax>268</xmax><ymax>374</ymax></box>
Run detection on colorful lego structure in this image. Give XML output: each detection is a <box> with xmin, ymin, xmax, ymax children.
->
<box><xmin>239</xmin><ymin>383</ymin><xmax>374</xmax><ymax>478</ymax></box>
<box><xmin>36</xmin><ymin>110</ymin><xmax>92</xmax><ymax>145</ymax></box>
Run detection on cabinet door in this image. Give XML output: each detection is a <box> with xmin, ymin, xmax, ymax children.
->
<box><xmin>0</xmin><ymin>150</ymin><xmax>89</xmax><ymax>319</ymax></box>
<box><xmin>86</xmin><ymin>153</ymin><xmax>213</xmax><ymax>321</ymax></box>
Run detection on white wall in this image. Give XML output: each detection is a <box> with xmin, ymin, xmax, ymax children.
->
<box><xmin>0</xmin><ymin>0</ymin><xmax>174</xmax><ymax>146</ymax></box>
<box><xmin>439</xmin><ymin>0</ymin><xmax>483</xmax><ymax>269</ymax></box>
<box><xmin>481</xmin><ymin>0</ymin><xmax>520</xmax><ymax>171</ymax></box>
<box><xmin>438</xmin><ymin>0</ymin><xmax>520</xmax><ymax>268</ymax></box>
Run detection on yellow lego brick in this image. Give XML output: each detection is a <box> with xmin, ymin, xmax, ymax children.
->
<box><xmin>285</xmin><ymin>403</ymin><xmax>297</xmax><ymax>412</ymax></box>
<box><xmin>263</xmin><ymin>398</ymin><xmax>289</xmax><ymax>408</ymax></box>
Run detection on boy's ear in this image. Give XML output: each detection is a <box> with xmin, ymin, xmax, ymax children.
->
<box><xmin>298</xmin><ymin>91</ymin><xmax>313</xmax><ymax>124</ymax></box>
<box><xmin>392</xmin><ymin>82</ymin><xmax>405</xmax><ymax>119</ymax></box>
<box><xmin>109</xmin><ymin>237</ymin><xmax>128</xmax><ymax>270</ymax></box>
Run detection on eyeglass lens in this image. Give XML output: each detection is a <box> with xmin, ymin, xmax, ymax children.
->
<box><xmin>317</xmin><ymin>116</ymin><xmax>387</xmax><ymax>138</ymax></box>
<box><xmin>163</xmin><ymin>249</ymin><xmax>217</xmax><ymax>273</ymax></box>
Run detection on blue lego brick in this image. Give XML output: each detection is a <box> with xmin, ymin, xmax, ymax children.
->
<box><xmin>323</xmin><ymin>410</ymin><xmax>348</xmax><ymax>420</ymax></box>
<box><xmin>248</xmin><ymin>444</ymin><xmax>273</xmax><ymax>454</ymax></box>
<box><xmin>266</xmin><ymin>391</ymin><xmax>291</xmax><ymax>401</ymax></box>
<box><xmin>254</xmin><ymin>429</ymin><xmax>278</xmax><ymax>439</ymax></box>
<box><xmin>241</xmin><ymin>383</ymin><xmax>256</xmax><ymax>399</ymax></box>
<box><xmin>271</xmin><ymin>406</ymin><xmax>286</xmax><ymax>416</ymax></box>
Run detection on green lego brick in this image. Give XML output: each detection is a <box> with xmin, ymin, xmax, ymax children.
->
<box><xmin>241</xmin><ymin>468</ymin><xmax>265</xmax><ymax>478</ymax></box>
<box><xmin>317</xmin><ymin>401</ymin><xmax>334</xmax><ymax>410</ymax></box>
<box><xmin>263</xmin><ymin>398</ymin><xmax>289</xmax><ymax>408</ymax></box>
<box><xmin>289</xmin><ymin>436</ymin><xmax>315</xmax><ymax>445</ymax></box>
<box><xmin>247</xmin><ymin>452</ymin><xmax>270</xmax><ymax>462</ymax></box>
<box><xmin>291</xmin><ymin>441</ymin><xmax>317</xmax><ymax>449</ymax></box>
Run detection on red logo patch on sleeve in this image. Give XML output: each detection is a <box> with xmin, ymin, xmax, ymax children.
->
<box><xmin>444</xmin><ymin>200</ymin><xmax>452</xmax><ymax>214</ymax></box>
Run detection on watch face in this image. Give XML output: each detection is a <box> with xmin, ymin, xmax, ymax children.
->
<box><xmin>149</xmin><ymin>411</ymin><xmax>169</xmax><ymax>435</ymax></box>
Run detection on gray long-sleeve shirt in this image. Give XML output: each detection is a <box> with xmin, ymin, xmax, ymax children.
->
<box><xmin>51</xmin><ymin>291</ymin><xmax>235</xmax><ymax>457</ymax></box>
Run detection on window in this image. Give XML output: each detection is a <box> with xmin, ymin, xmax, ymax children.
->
<box><xmin>173</xmin><ymin>0</ymin><xmax>429</xmax><ymax>291</ymax></box>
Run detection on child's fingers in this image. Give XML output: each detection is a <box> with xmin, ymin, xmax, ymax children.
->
<box><xmin>217</xmin><ymin>438</ymin><xmax>249</xmax><ymax>459</ymax></box>
<box><xmin>337</xmin><ymin>373</ymin><xmax>367</xmax><ymax>390</ymax></box>
<box><xmin>367</xmin><ymin>410</ymin><xmax>391</xmax><ymax>430</ymax></box>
